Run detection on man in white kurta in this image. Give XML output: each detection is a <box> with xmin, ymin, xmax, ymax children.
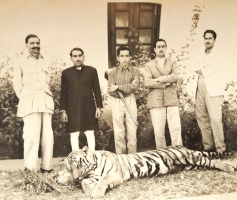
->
<box><xmin>13</xmin><ymin>34</ymin><xmax>54</xmax><ymax>172</ymax></box>
<box><xmin>189</xmin><ymin>30</ymin><xmax>226</xmax><ymax>153</ymax></box>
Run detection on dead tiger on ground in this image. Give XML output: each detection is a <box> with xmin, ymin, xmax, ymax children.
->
<box><xmin>56</xmin><ymin>145</ymin><xmax>236</xmax><ymax>198</ymax></box>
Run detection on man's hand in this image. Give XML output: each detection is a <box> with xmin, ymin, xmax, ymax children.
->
<box><xmin>108</xmin><ymin>84</ymin><xmax>118</xmax><ymax>93</ymax></box>
<box><xmin>61</xmin><ymin>111</ymin><xmax>68</xmax><ymax>122</ymax></box>
<box><xmin>95</xmin><ymin>108</ymin><xmax>103</xmax><ymax>118</ymax></box>
<box><xmin>150</xmin><ymin>78</ymin><xmax>160</xmax><ymax>83</ymax></box>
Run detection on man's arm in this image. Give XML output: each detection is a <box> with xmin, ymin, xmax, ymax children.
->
<box><xmin>92</xmin><ymin>68</ymin><xmax>103</xmax><ymax>118</ymax></box>
<box><xmin>108</xmin><ymin>70</ymin><xmax>120</xmax><ymax>98</ymax></box>
<box><xmin>201</xmin><ymin>63</ymin><xmax>216</xmax><ymax>77</ymax></box>
<box><xmin>92</xmin><ymin>68</ymin><xmax>103</xmax><ymax>108</ymax></box>
<box><xmin>144</xmin><ymin>65</ymin><xmax>166</xmax><ymax>89</ymax></box>
<box><xmin>157</xmin><ymin>61</ymin><xmax>179</xmax><ymax>83</ymax></box>
<box><xmin>60</xmin><ymin>71</ymin><xmax>68</xmax><ymax>111</ymax></box>
<box><xmin>60</xmin><ymin>71</ymin><xmax>69</xmax><ymax>122</ymax></box>
<box><xmin>117</xmin><ymin>68</ymin><xmax>140</xmax><ymax>94</ymax></box>
<box><xmin>12</xmin><ymin>58</ymin><xmax>23</xmax><ymax>99</ymax></box>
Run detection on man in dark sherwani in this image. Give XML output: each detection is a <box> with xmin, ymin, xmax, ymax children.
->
<box><xmin>60</xmin><ymin>47</ymin><xmax>103</xmax><ymax>151</ymax></box>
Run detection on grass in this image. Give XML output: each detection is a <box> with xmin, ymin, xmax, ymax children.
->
<box><xmin>0</xmin><ymin>156</ymin><xmax>237</xmax><ymax>200</ymax></box>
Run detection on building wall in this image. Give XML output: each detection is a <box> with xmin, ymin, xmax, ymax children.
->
<box><xmin>0</xmin><ymin>0</ymin><xmax>236</xmax><ymax>89</ymax></box>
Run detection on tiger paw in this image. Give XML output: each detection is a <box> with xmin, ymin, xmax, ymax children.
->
<box><xmin>55</xmin><ymin>170</ymin><xmax>73</xmax><ymax>185</ymax></box>
<box><xmin>214</xmin><ymin>160</ymin><xmax>236</xmax><ymax>173</ymax></box>
<box><xmin>90</xmin><ymin>183</ymin><xmax>107</xmax><ymax>198</ymax></box>
<box><xmin>82</xmin><ymin>179</ymin><xmax>97</xmax><ymax>197</ymax></box>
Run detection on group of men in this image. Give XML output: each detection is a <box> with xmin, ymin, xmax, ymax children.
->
<box><xmin>13</xmin><ymin>29</ymin><xmax>226</xmax><ymax>172</ymax></box>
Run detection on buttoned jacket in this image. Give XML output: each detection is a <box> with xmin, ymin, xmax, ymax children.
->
<box><xmin>144</xmin><ymin>58</ymin><xmax>179</xmax><ymax>109</ymax></box>
<box><xmin>13</xmin><ymin>51</ymin><xmax>54</xmax><ymax>117</ymax></box>
<box><xmin>60</xmin><ymin>65</ymin><xmax>103</xmax><ymax>133</ymax></box>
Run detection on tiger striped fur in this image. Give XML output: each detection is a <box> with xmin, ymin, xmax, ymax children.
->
<box><xmin>64</xmin><ymin>145</ymin><xmax>236</xmax><ymax>198</ymax></box>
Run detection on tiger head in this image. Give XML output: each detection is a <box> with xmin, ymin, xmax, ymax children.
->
<box><xmin>64</xmin><ymin>146</ymin><xmax>97</xmax><ymax>181</ymax></box>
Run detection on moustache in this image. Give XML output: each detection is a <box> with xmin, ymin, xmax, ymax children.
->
<box><xmin>32</xmin><ymin>47</ymin><xmax>40</xmax><ymax>50</ymax></box>
<box><xmin>159</xmin><ymin>51</ymin><xmax>163</xmax><ymax>53</ymax></box>
<box><xmin>206</xmin><ymin>42</ymin><xmax>210</xmax><ymax>45</ymax></box>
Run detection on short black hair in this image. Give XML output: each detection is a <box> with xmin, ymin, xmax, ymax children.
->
<box><xmin>70</xmin><ymin>47</ymin><xmax>84</xmax><ymax>57</ymax></box>
<box><xmin>117</xmin><ymin>46</ymin><xmax>131</xmax><ymax>57</ymax></box>
<box><xmin>25</xmin><ymin>34</ymin><xmax>40</xmax><ymax>44</ymax></box>
<box><xmin>203</xmin><ymin>30</ymin><xmax>217</xmax><ymax>40</ymax></box>
<box><xmin>154</xmin><ymin>39</ymin><xmax>167</xmax><ymax>48</ymax></box>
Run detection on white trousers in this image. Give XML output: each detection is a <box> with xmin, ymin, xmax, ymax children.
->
<box><xmin>70</xmin><ymin>131</ymin><xmax>95</xmax><ymax>151</ymax></box>
<box><xmin>112</xmin><ymin>94</ymin><xmax>137</xmax><ymax>154</ymax></box>
<box><xmin>150</xmin><ymin>106</ymin><xmax>182</xmax><ymax>149</ymax></box>
<box><xmin>23</xmin><ymin>112</ymin><xmax>54</xmax><ymax>171</ymax></box>
<box><xmin>196</xmin><ymin>76</ymin><xmax>226</xmax><ymax>152</ymax></box>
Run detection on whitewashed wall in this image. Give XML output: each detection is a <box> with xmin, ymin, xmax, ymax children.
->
<box><xmin>0</xmin><ymin>0</ymin><xmax>236</xmax><ymax>89</ymax></box>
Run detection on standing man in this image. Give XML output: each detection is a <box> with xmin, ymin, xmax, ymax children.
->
<box><xmin>144</xmin><ymin>39</ymin><xmax>182</xmax><ymax>149</ymax></box>
<box><xmin>189</xmin><ymin>30</ymin><xmax>226</xmax><ymax>153</ymax></box>
<box><xmin>108</xmin><ymin>46</ymin><xmax>140</xmax><ymax>154</ymax></box>
<box><xmin>60</xmin><ymin>48</ymin><xmax>103</xmax><ymax>151</ymax></box>
<box><xmin>13</xmin><ymin>34</ymin><xmax>54</xmax><ymax>172</ymax></box>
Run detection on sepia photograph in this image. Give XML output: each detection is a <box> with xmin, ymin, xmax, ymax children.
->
<box><xmin>0</xmin><ymin>0</ymin><xmax>237</xmax><ymax>199</ymax></box>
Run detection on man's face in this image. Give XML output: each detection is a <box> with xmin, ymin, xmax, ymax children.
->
<box><xmin>26</xmin><ymin>37</ymin><xmax>40</xmax><ymax>55</ymax></box>
<box><xmin>204</xmin><ymin>33</ymin><xmax>215</xmax><ymax>50</ymax></box>
<box><xmin>71</xmin><ymin>50</ymin><xmax>85</xmax><ymax>67</ymax></box>
<box><xmin>117</xmin><ymin>50</ymin><xmax>131</xmax><ymax>67</ymax></box>
<box><xmin>154</xmin><ymin>41</ymin><xmax>167</xmax><ymax>57</ymax></box>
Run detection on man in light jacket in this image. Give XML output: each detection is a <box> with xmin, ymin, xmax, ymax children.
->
<box><xmin>188</xmin><ymin>30</ymin><xmax>226</xmax><ymax>153</ymax></box>
<box><xmin>13</xmin><ymin>34</ymin><xmax>54</xmax><ymax>172</ymax></box>
<box><xmin>145</xmin><ymin>39</ymin><xmax>182</xmax><ymax>149</ymax></box>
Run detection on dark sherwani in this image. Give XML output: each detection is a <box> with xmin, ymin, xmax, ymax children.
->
<box><xmin>60</xmin><ymin>65</ymin><xmax>103</xmax><ymax>133</ymax></box>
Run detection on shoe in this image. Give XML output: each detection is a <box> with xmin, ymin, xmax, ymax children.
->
<box><xmin>40</xmin><ymin>168</ymin><xmax>53</xmax><ymax>173</ymax></box>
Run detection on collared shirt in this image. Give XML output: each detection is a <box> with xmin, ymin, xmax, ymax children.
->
<box><xmin>156</xmin><ymin>57</ymin><xmax>166</xmax><ymax>72</ymax></box>
<box><xmin>108</xmin><ymin>65</ymin><xmax>140</xmax><ymax>98</ymax></box>
<box><xmin>13</xmin><ymin>50</ymin><xmax>54</xmax><ymax>117</ymax></box>
<box><xmin>75</xmin><ymin>64</ymin><xmax>83</xmax><ymax>70</ymax></box>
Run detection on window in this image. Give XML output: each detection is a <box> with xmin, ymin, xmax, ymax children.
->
<box><xmin>108</xmin><ymin>3</ymin><xmax>161</xmax><ymax>67</ymax></box>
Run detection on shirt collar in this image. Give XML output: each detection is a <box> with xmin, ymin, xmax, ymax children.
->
<box><xmin>118</xmin><ymin>65</ymin><xmax>132</xmax><ymax>72</ymax></box>
<box><xmin>74</xmin><ymin>64</ymin><xmax>84</xmax><ymax>70</ymax></box>
<box><xmin>24</xmin><ymin>50</ymin><xmax>44</xmax><ymax>60</ymax></box>
<box><xmin>156</xmin><ymin>56</ymin><xmax>166</xmax><ymax>61</ymax></box>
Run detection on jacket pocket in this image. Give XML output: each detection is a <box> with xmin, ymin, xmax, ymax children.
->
<box><xmin>19</xmin><ymin>90</ymin><xmax>34</xmax><ymax>112</ymax></box>
<box><xmin>39</xmin><ymin>69</ymin><xmax>50</xmax><ymax>83</ymax></box>
<box><xmin>149</xmin><ymin>89</ymin><xmax>164</xmax><ymax>100</ymax></box>
<box><xmin>45</xmin><ymin>91</ymin><xmax>54</xmax><ymax>111</ymax></box>
<box><xmin>164</xmin><ymin>84</ymin><xmax>179</xmax><ymax>107</ymax></box>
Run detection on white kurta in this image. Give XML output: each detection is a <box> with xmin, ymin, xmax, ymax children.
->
<box><xmin>13</xmin><ymin>52</ymin><xmax>54</xmax><ymax>117</ymax></box>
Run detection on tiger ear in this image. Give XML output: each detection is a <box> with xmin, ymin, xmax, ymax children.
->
<box><xmin>86</xmin><ymin>151</ymin><xmax>96</xmax><ymax>164</ymax></box>
<box><xmin>59</xmin><ymin>158</ymin><xmax>71</xmax><ymax>170</ymax></box>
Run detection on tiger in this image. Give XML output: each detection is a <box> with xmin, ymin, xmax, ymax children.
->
<box><xmin>62</xmin><ymin>145</ymin><xmax>236</xmax><ymax>198</ymax></box>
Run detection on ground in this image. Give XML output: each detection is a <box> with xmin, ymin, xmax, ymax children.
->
<box><xmin>0</xmin><ymin>154</ymin><xmax>237</xmax><ymax>200</ymax></box>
